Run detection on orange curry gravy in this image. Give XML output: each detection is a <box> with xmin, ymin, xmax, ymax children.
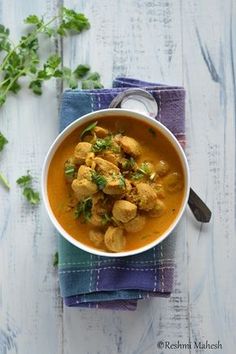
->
<box><xmin>47</xmin><ymin>116</ymin><xmax>185</xmax><ymax>252</ymax></box>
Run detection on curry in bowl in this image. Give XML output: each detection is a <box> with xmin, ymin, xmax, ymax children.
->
<box><xmin>48</xmin><ymin>116</ymin><xmax>185</xmax><ymax>253</ymax></box>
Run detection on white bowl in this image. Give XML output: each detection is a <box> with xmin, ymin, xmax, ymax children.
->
<box><xmin>42</xmin><ymin>109</ymin><xmax>190</xmax><ymax>257</ymax></box>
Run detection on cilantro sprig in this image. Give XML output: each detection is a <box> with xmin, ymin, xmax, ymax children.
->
<box><xmin>132</xmin><ymin>162</ymin><xmax>151</xmax><ymax>180</ymax></box>
<box><xmin>16</xmin><ymin>171</ymin><xmax>40</xmax><ymax>205</ymax></box>
<box><xmin>0</xmin><ymin>7</ymin><xmax>103</xmax><ymax>107</ymax></box>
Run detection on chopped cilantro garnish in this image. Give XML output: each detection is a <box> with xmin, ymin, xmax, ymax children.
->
<box><xmin>132</xmin><ymin>162</ymin><xmax>151</xmax><ymax>180</ymax></box>
<box><xmin>92</xmin><ymin>136</ymin><xmax>112</xmax><ymax>152</ymax></box>
<box><xmin>91</xmin><ymin>171</ymin><xmax>107</xmax><ymax>190</ymax></box>
<box><xmin>138</xmin><ymin>162</ymin><xmax>151</xmax><ymax>175</ymax></box>
<box><xmin>118</xmin><ymin>174</ymin><xmax>126</xmax><ymax>188</ymax></box>
<box><xmin>65</xmin><ymin>166</ymin><xmax>75</xmax><ymax>176</ymax></box>
<box><xmin>101</xmin><ymin>213</ymin><xmax>111</xmax><ymax>226</ymax></box>
<box><xmin>80</xmin><ymin>121</ymin><xmax>97</xmax><ymax>139</ymax></box>
<box><xmin>75</xmin><ymin>197</ymin><xmax>92</xmax><ymax>222</ymax></box>
<box><xmin>122</xmin><ymin>157</ymin><xmax>135</xmax><ymax>170</ymax></box>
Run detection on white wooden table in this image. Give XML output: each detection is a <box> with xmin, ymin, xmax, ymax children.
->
<box><xmin>0</xmin><ymin>0</ymin><xmax>235</xmax><ymax>353</ymax></box>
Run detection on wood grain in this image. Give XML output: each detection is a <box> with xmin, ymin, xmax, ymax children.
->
<box><xmin>0</xmin><ymin>0</ymin><xmax>235</xmax><ymax>353</ymax></box>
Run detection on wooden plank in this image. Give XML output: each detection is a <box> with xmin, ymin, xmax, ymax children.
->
<box><xmin>0</xmin><ymin>0</ymin><xmax>63</xmax><ymax>353</ymax></box>
<box><xmin>182</xmin><ymin>0</ymin><xmax>236</xmax><ymax>353</ymax></box>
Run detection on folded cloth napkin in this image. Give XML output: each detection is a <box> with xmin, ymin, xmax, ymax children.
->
<box><xmin>58</xmin><ymin>77</ymin><xmax>185</xmax><ymax>310</ymax></box>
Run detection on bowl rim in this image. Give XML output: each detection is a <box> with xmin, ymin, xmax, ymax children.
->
<box><xmin>42</xmin><ymin>108</ymin><xmax>190</xmax><ymax>257</ymax></box>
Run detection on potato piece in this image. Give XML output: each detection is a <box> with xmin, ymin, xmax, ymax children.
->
<box><xmin>89</xmin><ymin>230</ymin><xmax>104</xmax><ymax>247</ymax></box>
<box><xmin>71</xmin><ymin>178</ymin><xmax>97</xmax><ymax>200</ymax></box>
<box><xmin>156</xmin><ymin>160</ymin><xmax>170</xmax><ymax>176</ymax></box>
<box><xmin>119</xmin><ymin>136</ymin><xmax>141</xmax><ymax>157</ymax></box>
<box><xmin>104</xmin><ymin>227</ymin><xmax>126</xmax><ymax>252</ymax></box>
<box><xmin>94</xmin><ymin>157</ymin><xmax>120</xmax><ymax>174</ymax></box>
<box><xmin>74</xmin><ymin>142</ymin><xmax>92</xmax><ymax>164</ymax></box>
<box><xmin>77</xmin><ymin>165</ymin><xmax>92</xmax><ymax>180</ymax></box>
<box><xmin>94</xmin><ymin>126</ymin><xmax>108</xmax><ymax>138</ymax></box>
<box><xmin>164</xmin><ymin>172</ymin><xmax>183</xmax><ymax>193</ymax></box>
<box><xmin>103</xmin><ymin>179</ymin><xmax>125</xmax><ymax>195</ymax></box>
<box><xmin>124</xmin><ymin>215</ymin><xmax>146</xmax><ymax>233</ymax></box>
<box><xmin>112</xmin><ymin>200</ymin><xmax>137</xmax><ymax>223</ymax></box>
<box><xmin>149</xmin><ymin>199</ymin><xmax>166</xmax><ymax>217</ymax></box>
<box><xmin>136</xmin><ymin>182</ymin><xmax>157</xmax><ymax>211</ymax></box>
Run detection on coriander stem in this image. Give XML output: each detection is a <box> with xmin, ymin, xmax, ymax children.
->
<box><xmin>2</xmin><ymin>69</ymin><xmax>26</xmax><ymax>95</ymax></box>
<box><xmin>0</xmin><ymin>172</ymin><xmax>10</xmax><ymax>189</ymax></box>
<box><xmin>0</xmin><ymin>77</ymin><xmax>11</xmax><ymax>88</ymax></box>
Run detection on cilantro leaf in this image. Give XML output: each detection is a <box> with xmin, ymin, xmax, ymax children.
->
<box><xmin>64</xmin><ymin>160</ymin><xmax>76</xmax><ymax>181</ymax></box>
<box><xmin>121</xmin><ymin>157</ymin><xmax>135</xmax><ymax>170</ymax></box>
<box><xmin>24</xmin><ymin>15</ymin><xmax>54</xmax><ymax>37</ymax></box>
<box><xmin>0</xmin><ymin>132</ymin><xmax>8</xmax><ymax>151</ymax></box>
<box><xmin>29</xmin><ymin>79</ymin><xmax>42</xmax><ymax>95</ymax></box>
<box><xmin>61</xmin><ymin>67</ymin><xmax>78</xmax><ymax>89</ymax></box>
<box><xmin>74</xmin><ymin>64</ymin><xmax>90</xmax><ymax>78</ymax></box>
<box><xmin>132</xmin><ymin>162</ymin><xmax>151</xmax><ymax>180</ymax></box>
<box><xmin>0</xmin><ymin>24</ymin><xmax>11</xmax><ymax>52</ymax></box>
<box><xmin>23</xmin><ymin>187</ymin><xmax>40</xmax><ymax>205</ymax></box>
<box><xmin>53</xmin><ymin>252</ymin><xmax>59</xmax><ymax>267</ymax></box>
<box><xmin>118</xmin><ymin>174</ymin><xmax>126</xmax><ymax>188</ymax></box>
<box><xmin>16</xmin><ymin>172</ymin><xmax>40</xmax><ymax>205</ymax></box>
<box><xmin>24</xmin><ymin>15</ymin><xmax>42</xmax><ymax>26</ymax></box>
<box><xmin>91</xmin><ymin>171</ymin><xmax>107</xmax><ymax>190</ymax></box>
<box><xmin>75</xmin><ymin>197</ymin><xmax>92</xmax><ymax>222</ymax></box>
<box><xmin>57</xmin><ymin>7</ymin><xmax>90</xmax><ymax>36</ymax></box>
<box><xmin>80</xmin><ymin>121</ymin><xmax>97</xmax><ymax>139</ymax></box>
<box><xmin>16</xmin><ymin>173</ymin><xmax>32</xmax><ymax>186</ymax></box>
<box><xmin>92</xmin><ymin>136</ymin><xmax>112</xmax><ymax>152</ymax></box>
<box><xmin>86</xmin><ymin>72</ymin><xmax>101</xmax><ymax>81</ymax></box>
<box><xmin>37</xmin><ymin>54</ymin><xmax>61</xmax><ymax>80</ymax></box>
<box><xmin>81</xmin><ymin>79</ymin><xmax>103</xmax><ymax>90</ymax></box>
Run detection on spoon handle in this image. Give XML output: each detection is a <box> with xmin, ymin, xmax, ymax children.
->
<box><xmin>188</xmin><ymin>188</ymin><xmax>211</xmax><ymax>223</ymax></box>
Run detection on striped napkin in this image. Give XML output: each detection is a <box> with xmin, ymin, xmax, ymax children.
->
<box><xmin>58</xmin><ymin>77</ymin><xmax>185</xmax><ymax>310</ymax></box>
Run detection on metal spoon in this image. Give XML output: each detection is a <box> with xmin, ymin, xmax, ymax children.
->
<box><xmin>109</xmin><ymin>88</ymin><xmax>211</xmax><ymax>223</ymax></box>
